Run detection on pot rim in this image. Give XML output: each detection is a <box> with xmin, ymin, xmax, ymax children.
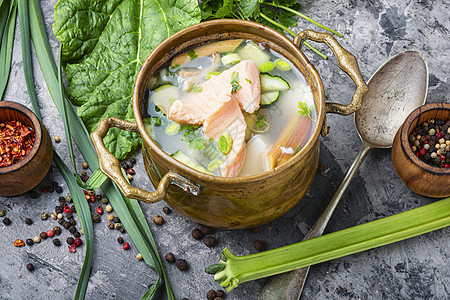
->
<box><xmin>133</xmin><ymin>19</ymin><xmax>325</xmax><ymax>183</ymax></box>
<box><xmin>399</xmin><ymin>102</ymin><xmax>450</xmax><ymax>175</ymax></box>
<box><xmin>0</xmin><ymin>101</ymin><xmax>43</xmax><ymax>174</ymax></box>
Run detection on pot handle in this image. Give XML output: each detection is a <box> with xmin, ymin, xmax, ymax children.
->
<box><xmin>294</xmin><ymin>30</ymin><xmax>368</xmax><ymax>135</ymax></box>
<box><xmin>90</xmin><ymin>117</ymin><xmax>200</xmax><ymax>204</ymax></box>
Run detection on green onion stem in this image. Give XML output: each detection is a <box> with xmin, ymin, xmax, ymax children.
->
<box><xmin>0</xmin><ymin>0</ymin><xmax>17</xmax><ymax>99</ymax></box>
<box><xmin>263</xmin><ymin>2</ymin><xmax>343</xmax><ymax>37</ymax></box>
<box><xmin>259</xmin><ymin>12</ymin><xmax>327</xmax><ymax>59</ymax></box>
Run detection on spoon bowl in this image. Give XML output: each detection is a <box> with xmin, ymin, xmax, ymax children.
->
<box><xmin>259</xmin><ymin>51</ymin><xmax>428</xmax><ymax>300</ymax></box>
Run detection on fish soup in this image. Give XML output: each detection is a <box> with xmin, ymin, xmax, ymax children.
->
<box><xmin>145</xmin><ymin>39</ymin><xmax>316</xmax><ymax>177</ymax></box>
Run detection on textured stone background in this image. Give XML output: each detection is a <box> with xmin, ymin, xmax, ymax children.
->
<box><xmin>1</xmin><ymin>0</ymin><xmax>449</xmax><ymax>299</ymax></box>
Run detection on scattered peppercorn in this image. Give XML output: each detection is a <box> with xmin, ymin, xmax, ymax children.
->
<box><xmin>26</xmin><ymin>238</ymin><xmax>34</xmax><ymax>246</ymax></box>
<box><xmin>73</xmin><ymin>231</ymin><xmax>81</xmax><ymax>238</ymax></box>
<box><xmin>63</xmin><ymin>221</ymin><xmax>71</xmax><ymax>229</ymax></box>
<box><xmin>69</xmin><ymin>226</ymin><xmax>76</xmax><ymax>234</ymax></box>
<box><xmin>152</xmin><ymin>215</ymin><xmax>164</xmax><ymax>225</ymax></box>
<box><xmin>207</xmin><ymin>290</ymin><xmax>216</xmax><ymax>300</ymax></box>
<box><xmin>112</xmin><ymin>216</ymin><xmax>120</xmax><ymax>223</ymax></box>
<box><xmin>105</xmin><ymin>205</ymin><xmax>113</xmax><ymax>213</ymax></box>
<box><xmin>123</xmin><ymin>242</ymin><xmax>130</xmax><ymax>250</ymax></box>
<box><xmin>191</xmin><ymin>228</ymin><xmax>204</xmax><ymax>240</ymax></box>
<box><xmin>216</xmin><ymin>290</ymin><xmax>225</xmax><ymax>298</ymax></box>
<box><xmin>55</xmin><ymin>206</ymin><xmax>63</xmax><ymax>214</ymax></box>
<box><xmin>165</xmin><ymin>252</ymin><xmax>175</xmax><ymax>263</ymax></box>
<box><xmin>46</xmin><ymin>230</ymin><xmax>54</xmax><ymax>238</ymax></box>
<box><xmin>100</xmin><ymin>197</ymin><xmax>109</xmax><ymax>205</ymax></box>
<box><xmin>53</xmin><ymin>239</ymin><xmax>61</xmax><ymax>246</ymax></box>
<box><xmin>65</xmin><ymin>195</ymin><xmax>72</xmax><ymax>203</ymax></box>
<box><xmin>51</xmin><ymin>212</ymin><xmax>57</xmax><ymax>220</ymax></box>
<box><xmin>108</xmin><ymin>214</ymin><xmax>114</xmax><ymax>221</ymax></box>
<box><xmin>57</xmin><ymin>213</ymin><xmax>63</xmax><ymax>219</ymax></box>
<box><xmin>63</xmin><ymin>206</ymin><xmax>72</xmax><ymax>214</ymax></box>
<box><xmin>69</xmin><ymin>218</ymin><xmax>76</xmax><ymax>226</ymax></box>
<box><xmin>73</xmin><ymin>238</ymin><xmax>82</xmax><ymax>247</ymax></box>
<box><xmin>29</xmin><ymin>190</ymin><xmax>40</xmax><ymax>199</ymax></box>
<box><xmin>40</xmin><ymin>232</ymin><xmax>48</xmax><ymax>240</ymax></box>
<box><xmin>127</xmin><ymin>174</ymin><xmax>133</xmax><ymax>181</ymax></box>
<box><xmin>40</xmin><ymin>212</ymin><xmax>49</xmax><ymax>220</ymax></box>
<box><xmin>68</xmin><ymin>244</ymin><xmax>77</xmax><ymax>253</ymax></box>
<box><xmin>203</xmin><ymin>236</ymin><xmax>217</xmax><ymax>248</ymax></box>
<box><xmin>58</xmin><ymin>218</ymin><xmax>65</xmax><ymax>225</ymax></box>
<box><xmin>200</xmin><ymin>225</ymin><xmax>212</xmax><ymax>235</ymax></box>
<box><xmin>136</xmin><ymin>253</ymin><xmax>143</xmax><ymax>261</ymax></box>
<box><xmin>67</xmin><ymin>237</ymin><xmax>75</xmax><ymax>245</ymax></box>
<box><xmin>128</xmin><ymin>168</ymin><xmax>135</xmax><ymax>175</ymax></box>
<box><xmin>26</xmin><ymin>263</ymin><xmax>35</xmax><ymax>271</ymax></box>
<box><xmin>162</xmin><ymin>206</ymin><xmax>171</xmax><ymax>214</ymax></box>
<box><xmin>96</xmin><ymin>206</ymin><xmax>103</xmax><ymax>215</ymax></box>
<box><xmin>130</xmin><ymin>157</ymin><xmax>137</xmax><ymax>165</ymax></box>
<box><xmin>175</xmin><ymin>259</ymin><xmax>188</xmax><ymax>271</ymax></box>
<box><xmin>121</xmin><ymin>162</ymin><xmax>129</xmax><ymax>170</ymax></box>
<box><xmin>54</xmin><ymin>136</ymin><xmax>61</xmax><ymax>143</ymax></box>
<box><xmin>108</xmin><ymin>222</ymin><xmax>114</xmax><ymax>229</ymax></box>
<box><xmin>117</xmin><ymin>236</ymin><xmax>124</xmax><ymax>244</ymax></box>
<box><xmin>0</xmin><ymin>209</ymin><xmax>5</xmax><ymax>217</ymax></box>
<box><xmin>66</xmin><ymin>212</ymin><xmax>73</xmax><ymax>219</ymax></box>
<box><xmin>3</xmin><ymin>217</ymin><xmax>11</xmax><ymax>225</ymax></box>
<box><xmin>92</xmin><ymin>214</ymin><xmax>101</xmax><ymax>223</ymax></box>
<box><xmin>55</xmin><ymin>186</ymin><xmax>63</xmax><ymax>194</ymax></box>
<box><xmin>47</xmin><ymin>186</ymin><xmax>54</xmax><ymax>193</ymax></box>
<box><xmin>119</xmin><ymin>227</ymin><xmax>126</xmax><ymax>234</ymax></box>
<box><xmin>53</xmin><ymin>226</ymin><xmax>62</xmax><ymax>235</ymax></box>
<box><xmin>14</xmin><ymin>239</ymin><xmax>25</xmax><ymax>247</ymax></box>
<box><xmin>253</xmin><ymin>240</ymin><xmax>265</xmax><ymax>251</ymax></box>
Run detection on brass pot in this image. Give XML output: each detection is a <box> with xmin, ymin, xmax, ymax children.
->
<box><xmin>91</xmin><ymin>20</ymin><xmax>368</xmax><ymax>229</ymax></box>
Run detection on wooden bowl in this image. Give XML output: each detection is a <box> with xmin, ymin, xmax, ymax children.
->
<box><xmin>392</xmin><ymin>102</ymin><xmax>450</xmax><ymax>198</ymax></box>
<box><xmin>0</xmin><ymin>101</ymin><xmax>53</xmax><ymax>196</ymax></box>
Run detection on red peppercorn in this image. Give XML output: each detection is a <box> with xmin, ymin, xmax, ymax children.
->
<box><xmin>96</xmin><ymin>206</ymin><xmax>103</xmax><ymax>215</ymax></box>
<box><xmin>436</xmin><ymin>132</ymin><xmax>443</xmax><ymax>139</ymax></box>
<box><xmin>68</xmin><ymin>244</ymin><xmax>77</xmax><ymax>253</ymax></box>
<box><xmin>419</xmin><ymin>148</ymin><xmax>426</xmax><ymax>156</ymax></box>
<box><xmin>73</xmin><ymin>238</ymin><xmax>82</xmax><ymax>247</ymax></box>
<box><xmin>46</xmin><ymin>230</ymin><xmax>54</xmax><ymax>238</ymax></box>
<box><xmin>445</xmin><ymin>164</ymin><xmax>450</xmax><ymax>168</ymax></box>
<box><xmin>441</xmin><ymin>155</ymin><xmax>446</xmax><ymax>161</ymax></box>
<box><xmin>63</xmin><ymin>206</ymin><xmax>72</xmax><ymax>214</ymax></box>
<box><xmin>123</xmin><ymin>242</ymin><xmax>130</xmax><ymax>250</ymax></box>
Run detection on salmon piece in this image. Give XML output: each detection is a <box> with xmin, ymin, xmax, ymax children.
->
<box><xmin>217</xmin><ymin>60</ymin><xmax>260</xmax><ymax>113</ymax></box>
<box><xmin>203</xmin><ymin>99</ymin><xmax>247</xmax><ymax>177</ymax></box>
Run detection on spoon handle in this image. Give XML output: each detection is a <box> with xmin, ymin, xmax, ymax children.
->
<box><xmin>258</xmin><ymin>142</ymin><xmax>372</xmax><ymax>300</ymax></box>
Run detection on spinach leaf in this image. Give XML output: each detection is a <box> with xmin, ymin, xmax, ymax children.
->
<box><xmin>53</xmin><ymin>0</ymin><xmax>201</xmax><ymax>160</ymax></box>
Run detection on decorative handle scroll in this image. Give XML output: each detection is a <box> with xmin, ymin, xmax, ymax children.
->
<box><xmin>294</xmin><ymin>30</ymin><xmax>368</xmax><ymax>136</ymax></box>
<box><xmin>90</xmin><ymin>117</ymin><xmax>200</xmax><ymax>204</ymax></box>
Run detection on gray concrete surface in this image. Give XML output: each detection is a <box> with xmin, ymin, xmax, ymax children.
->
<box><xmin>1</xmin><ymin>0</ymin><xmax>449</xmax><ymax>299</ymax></box>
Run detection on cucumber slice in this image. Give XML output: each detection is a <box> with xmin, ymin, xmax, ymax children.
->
<box><xmin>221</xmin><ymin>53</ymin><xmax>241</xmax><ymax>65</ymax></box>
<box><xmin>237</xmin><ymin>41</ymin><xmax>270</xmax><ymax>67</ymax></box>
<box><xmin>258</xmin><ymin>61</ymin><xmax>275</xmax><ymax>73</ymax></box>
<box><xmin>172</xmin><ymin>151</ymin><xmax>213</xmax><ymax>174</ymax></box>
<box><xmin>260</xmin><ymin>91</ymin><xmax>280</xmax><ymax>106</ymax></box>
<box><xmin>260</xmin><ymin>73</ymin><xmax>290</xmax><ymax>92</ymax></box>
<box><xmin>150</xmin><ymin>84</ymin><xmax>179</xmax><ymax>114</ymax></box>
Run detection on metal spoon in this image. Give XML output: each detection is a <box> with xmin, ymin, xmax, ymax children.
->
<box><xmin>258</xmin><ymin>51</ymin><xmax>428</xmax><ymax>300</ymax></box>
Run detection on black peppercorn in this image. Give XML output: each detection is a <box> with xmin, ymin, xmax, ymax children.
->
<box><xmin>165</xmin><ymin>252</ymin><xmax>175</xmax><ymax>263</ymax></box>
<box><xmin>26</xmin><ymin>263</ymin><xmax>34</xmax><ymax>271</ymax></box>
<box><xmin>127</xmin><ymin>168</ymin><xmax>135</xmax><ymax>175</ymax></box>
<box><xmin>73</xmin><ymin>231</ymin><xmax>81</xmax><ymax>238</ymax></box>
<box><xmin>67</xmin><ymin>237</ymin><xmax>75</xmax><ymax>245</ymax></box>
<box><xmin>130</xmin><ymin>157</ymin><xmax>136</xmax><ymax>165</ymax></box>
<box><xmin>206</xmin><ymin>290</ymin><xmax>216</xmax><ymax>300</ymax></box>
<box><xmin>81</xmin><ymin>175</ymin><xmax>89</xmax><ymax>183</ymax></box>
<box><xmin>203</xmin><ymin>236</ymin><xmax>217</xmax><ymax>248</ymax></box>
<box><xmin>175</xmin><ymin>259</ymin><xmax>188</xmax><ymax>271</ymax></box>
<box><xmin>59</xmin><ymin>196</ymin><xmax>65</xmax><ymax>201</ymax></box>
<box><xmin>24</xmin><ymin>218</ymin><xmax>33</xmax><ymax>225</ymax></box>
<box><xmin>69</xmin><ymin>219</ymin><xmax>76</xmax><ymax>226</ymax></box>
<box><xmin>40</xmin><ymin>232</ymin><xmax>48</xmax><ymax>239</ymax></box>
<box><xmin>216</xmin><ymin>290</ymin><xmax>225</xmax><ymax>298</ymax></box>
<box><xmin>200</xmin><ymin>225</ymin><xmax>212</xmax><ymax>235</ymax></box>
<box><xmin>152</xmin><ymin>215</ymin><xmax>164</xmax><ymax>225</ymax></box>
<box><xmin>191</xmin><ymin>228</ymin><xmax>203</xmax><ymax>240</ymax></box>
<box><xmin>3</xmin><ymin>218</ymin><xmax>11</xmax><ymax>225</ymax></box>
<box><xmin>121</xmin><ymin>162</ymin><xmax>129</xmax><ymax>170</ymax></box>
<box><xmin>55</xmin><ymin>186</ymin><xmax>63</xmax><ymax>194</ymax></box>
<box><xmin>112</xmin><ymin>216</ymin><xmax>121</xmax><ymax>223</ymax></box>
<box><xmin>95</xmin><ymin>194</ymin><xmax>102</xmax><ymax>201</ymax></box>
<box><xmin>92</xmin><ymin>214</ymin><xmax>101</xmax><ymax>223</ymax></box>
<box><xmin>63</xmin><ymin>221</ymin><xmax>71</xmax><ymax>229</ymax></box>
<box><xmin>66</xmin><ymin>212</ymin><xmax>73</xmax><ymax>219</ymax></box>
<box><xmin>55</xmin><ymin>206</ymin><xmax>63</xmax><ymax>214</ymax></box>
<box><xmin>29</xmin><ymin>190</ymin><xmax>39</xmax><ymax>199</ymax></box>
<box><xmin>253</xmin><ymin>240</ymin><xmax>265</xmax><ymax>251</ymax></box>
<box><xmin>71</xmin><ymin>205</ymin><xmax>76</xmax><ymax>213</ymax></box>
<box><xmin>117</xmin><ymin>237</ymin><xmax>124</xmax><ymax>244</ymax></box>
<box><xmin>53</xmin><ymin>226</ymin><xmax>62</xmax><ymax>235</ymax></box>
<box><xmin>47</xmin><ymin>186</ymin><xmax>54</xmax><ymax>193</ymax></box>
<box><xmin>69</xmin><ymin>226</ymin><xmax>76</xmax><ymax>234</ymax></box>
<box><xmin>26</xmin><ymin>238</ymin><xmax>34</xmax><ymax>246</ymax></box>
<box><xmin>58</xmin><ymin>218</ymin><xmax>65</xmax><ymax>225</ymax></box>
<box><xmin>53</xmin><ymin>239</ymin><xmax>61</xmax><ymax>246</ymax></box>
<box><xmin>162</xmin><ymin>206</ymin><xmax>171</xmax><ymax>214</ymax></box>
<box><xmin>108</xmin><ymin>222</ymin><xmax>114</xmax><ymax>229</ymax></box>
<box><xmin>119</xmin><ymin>227</ymin><xmax>126</xmax><ymax>234</ymax></box>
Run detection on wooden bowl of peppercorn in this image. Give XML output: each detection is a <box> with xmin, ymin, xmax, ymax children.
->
<box><xmin>392</xmin><ymin>102</ymin><xmax>450</xmax><ymax>198</ymax></box>
<box><xmin>0</xmin><ymin>101</ymin><xmax>53</xmax><ymax>197</ymax></box>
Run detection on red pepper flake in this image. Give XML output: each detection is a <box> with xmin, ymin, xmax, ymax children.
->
<box><xmin>96</xmin><ymin>206</ymin><xmax>103</xmax><ymax>215</ymax></box>
<box><xmin>68</xmin><ymin>244</ymin><xmax>77</xmax><ymax>253</ymax></box>
<box><xmin>73</xmin><ymin>238</ymin><xmax>82</xmax><ymax>247</ymax></box>
<box><xmin>0</xmin><ymin>121</ymin><xmax>35</xmax><ymax>167</ymax></box>
<box><xmin>46</xmin><ymin>230</ymin><xmax>54</xmax><ymax>238</ymax></box>
<box><xmin>123</xmin><ymin>242</ymin><xmax>130</xmax><ymax>250</ymax></box>
<box><xmin>63</xmin><ymin>206</ymin><xmax>72</xmax><ymax>214</ymax></box>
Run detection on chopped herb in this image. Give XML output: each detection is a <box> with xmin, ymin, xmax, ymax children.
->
<box><xmin>245</xmin><ymin>78</ymin><xmax>252</xmax><ymax>84</ymax></box>
<box><xmin>297</xmin><ymin>101</ymin><xmax>314</xmax><ymax>120</ymax></box>
<box><xmin>187</xmin><ymin>49</ymin><xmax>198</xmax><ymax>60</ymax></box>
<box><xmin>181</xmin><ymin>125</ymin><xmax>207</xmax><ymax>150</ymax></box>
<box><xmin>230</xmin><ymin>71</ymin><xmax>242</xmax><ymax>94</ymax></box>
<box><xmin>192</xmin><ymin>86</ymin><xmax>202</xmax><ymax>93</ymax></box>
<box><xmin>255</xmin><ymin>115</ymin><xmax>267</xmax><ymax>129</ymax></box>
<box><xmin>206</xmin><ymin>71</ymin><xmax>221</xmax><ymax>80</ymax></box>
<box><xmin>218</xmin><ymin>133</ymin><xmax>233</xmax><ymax>155</ymax></box>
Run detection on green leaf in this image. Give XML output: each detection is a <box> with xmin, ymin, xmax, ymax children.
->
<box><xmin>205</xmin><ymin>263</ymin><xmax>226</xmax><ymax>274</ymax></box>
<box><xmin>297</xmin><ymin>100</ymin><xmax>313</xmax><ymax>119</ymax></box>
<box><xmin>241</xmin><ymin>0</ymin><xmax>260</xmax><ymax>18</ymax></box>
<box><xmin>0</xmin><ymin>0</ymin><xmax>16</xmax><ymax>100</ymax></box>
<box><xmin>278</xmin><ymin>10</ymin><xmax>297</xmax><ymax>28</ymax></box>
<box><xmin>83</xmin><ymin>168</ymin><xmax>109</xmax><ymax>191</ymax></box>
<box><xmin>53</xmin><ymin>0</ymin><xmax>201</xmax><ymax>160</ymax></box>
<box><xmin>214</xmin><ymin>0</ymin><xmax>235</xmax><ymax>18</ymax></box>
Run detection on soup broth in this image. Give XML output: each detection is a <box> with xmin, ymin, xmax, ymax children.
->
<box><xmin>145</xmin><ymin>39</ymin><xmax>316</xmax><ymax>177</ymax></box>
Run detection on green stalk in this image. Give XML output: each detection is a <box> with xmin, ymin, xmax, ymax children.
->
<box><xmin>263</xmin><ymin>2</ymin><xmax>343</xmax><ymax>37</ymax></box>
<box><xmin>28</xmin><ymin>0</ymin><xmax>174</xmax><ymax>298</ymax></box>
<box><xmin>206</xmin><ymin>197</ymin><xmax>450</xmax><ymax>292</ymax></box>
<box><xmin>0</xmin><ymin>0</ymin><xmax>16</xmax><ymax>99</ymax></box>
<box><xmin>259</xmin><ymin>12</ymin><xmax>327</xmax><ymax>59</ymax></box>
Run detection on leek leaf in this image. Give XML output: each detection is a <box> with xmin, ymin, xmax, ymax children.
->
<box><xmin>0</xmin><ymin>0</ymin><xmax>16</xmax><ymax>100</ymax></box>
